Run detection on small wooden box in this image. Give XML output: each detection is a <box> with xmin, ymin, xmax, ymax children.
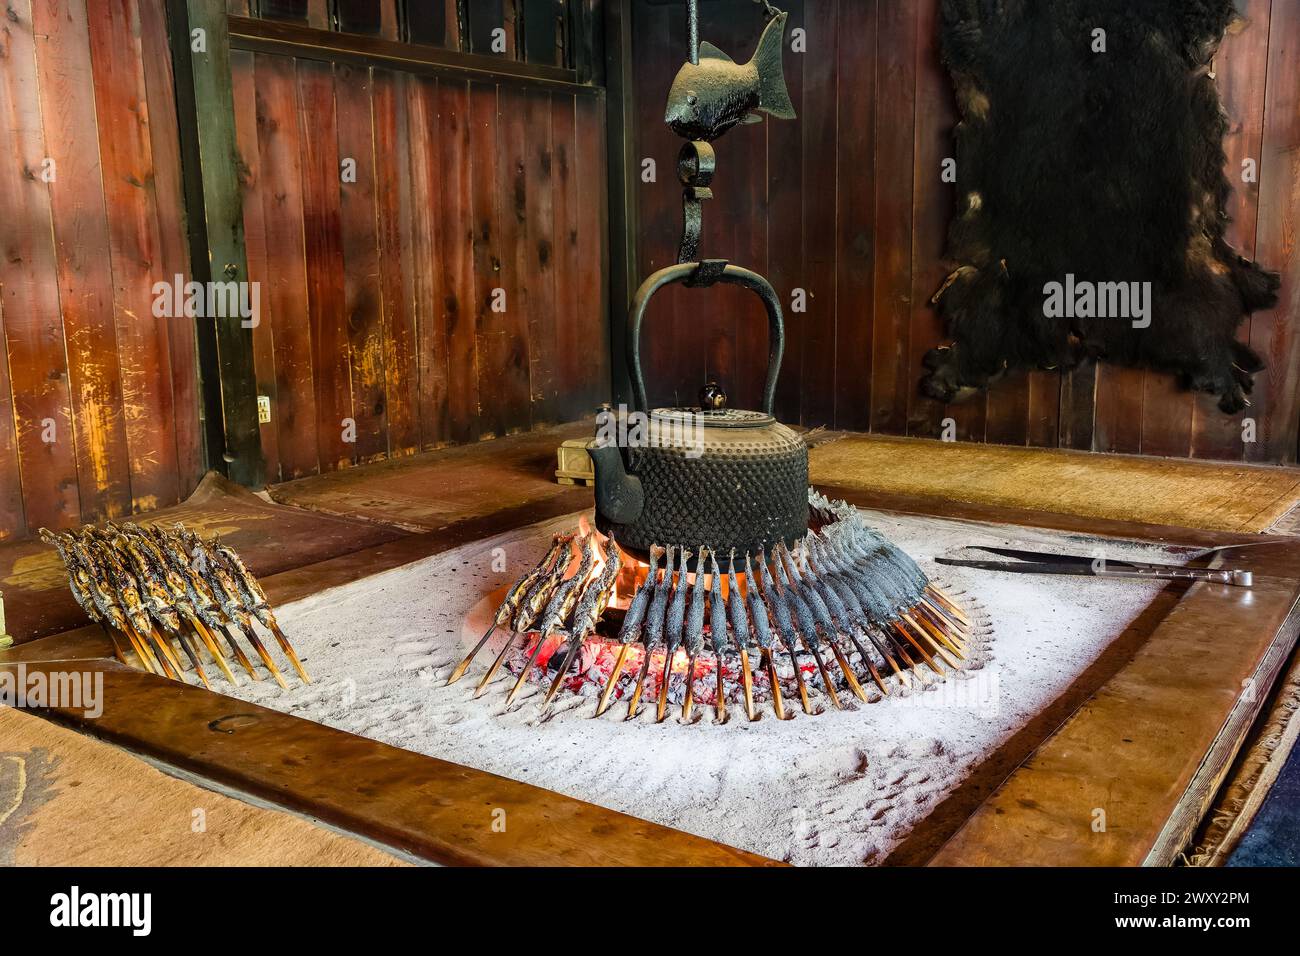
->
<box><xmin>555</xmin><ymin>439</ymin><xmax>595</xmax><ymax>486</ymax></box>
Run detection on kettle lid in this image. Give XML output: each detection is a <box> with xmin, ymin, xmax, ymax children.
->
<box><xmin>651</xmin><ymin>407</ymin><xmax>775</xmax><ymax>428</ymax></box>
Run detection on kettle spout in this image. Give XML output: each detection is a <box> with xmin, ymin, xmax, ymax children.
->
<box><xmin>587</xmin><ymin>442</ymin><xmax>644</xmax><ymax>525</ymax></box>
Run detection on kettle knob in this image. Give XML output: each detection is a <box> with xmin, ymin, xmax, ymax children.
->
<box><xmin>699</xmin><ymin>381</ymin><xmax>727</xmax><ymax>410</ymax></box>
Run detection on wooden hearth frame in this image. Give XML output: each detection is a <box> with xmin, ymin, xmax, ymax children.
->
<box><xmin>3</xmin><ymin>488</ymin><xmax>1296</xmax><ymax>867</ymax></box>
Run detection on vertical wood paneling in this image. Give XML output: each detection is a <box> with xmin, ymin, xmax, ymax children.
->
<box><xmin>231</xmin><ymin>50</ymin><xmax>281</xmax><ymax>482</ymax></box>
<box><xmin>401</xmin><ymin>74</ymin><xmax>448</xmax><ymax>450</ymax></box>
<box><xmin>552</xmin><ymin>93</ymin><xmax>582</xmax><ymax>422</ymax></box>
<box><xmin>137</xmin><ymin>0</ymin><xmax>201</xmax><ymax>497</ymax></box>
<box><xmin>575</xmin><ymin>91</ymin><xmax>609</xmax><ymax>414</ymax></box>
<box><xmin>469</xmin><ymin>82</ymin><xmax>504</xmax><ymax>436</ymax></box>
<box><xmin>438</xmin><ymin>79</ymin><xmax>481</xmax><ymax>444</ymax></box>
<box><xmin>31</xmin><ymin>0</ymin><xmax>132</xmax><ymax>522</ymax></box>
<box><xmin>252</xmin><ymin>53</ymin><xmax>319</xmax><ymax>480</ymax></box>
<box><xmin>834</xmin><ymin>0</ymin><xmax>876</xmax><ymax>433</ymax></box>
<box><xmin>631</xmin><ymin>0</ymin><xmax>682</xmax><ymax>411</ymax></box>
<box><xmin>0</xmin><ymin>0</ymin><xmax>78</xmax><ymax>531</ymax></box>
<box><xmin>869</xmin><ymin>0</ymin><xmax>915</xmax><ymax>435</ymax></box>
<box><xmin>87</xmin><ymin>0</ymin><xmax>180</xmax><ymax>511</ymax></box>
<box><xmin>1247</xmin><ymin>0</ymin><xmax>1300</xmax><ymax>463</ymax></box>
<box><xmin>334</xmin><ymin>62</ymin><xmax>389</xmax><ymax>461</ymax></box>
<box><xmin>297</xmin><ymin>60</ymin><xmax>353</xmax><ymax>471</ymax></box>
<box><xmin>524</xmin><ymin>88</ymin><xmax>559</xmax><ymax>424</ymax></box>
<box><xmin>375</xmin><ymin>70</ymin><xmax>424</xmax><ymax>456</ymax></box>
<box><xmin>799</xmin><ymin>0</ymin><xmax>839</xmax><ymax>428</ymax></box>
<box><xmin>906</xmin><ymin>0</ymin><xmax>954</xmax><ymax>440</ymax></box>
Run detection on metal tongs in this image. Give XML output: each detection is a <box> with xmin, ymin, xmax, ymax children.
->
<box><xmin>935</xmin><ymin>546</ymin><xmax>1254</xmax><ymax>588</ymax></box>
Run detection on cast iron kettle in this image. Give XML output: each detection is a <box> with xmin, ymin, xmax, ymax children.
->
<box><xmin>589</xmin><ymin>261</ymin><xmax>809</xmax><ymax>570</ymax></box>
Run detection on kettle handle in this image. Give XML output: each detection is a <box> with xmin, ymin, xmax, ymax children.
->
<box><xmin>628</xmin><ymin>262</ymin><xmax>785</xmax><ymax>415</ymax></box>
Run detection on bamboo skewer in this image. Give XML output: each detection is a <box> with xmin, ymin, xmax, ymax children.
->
<box><xmin>762</xmin><ymin>647</ymin><xmax>788</xmax><ymax>720</ymax></box>
<box><xmin>844</xmin><ymin>631</ymin><xmax>888</xmax><ymax>695</ymax></box>
<box><xmin>738</xmin><ymin>649</ymin><xmax>758</xmax><ymax>720</ymax></box>
<box><xmin>266</xmin><ymin>621</ymin><xmax>312</xmax><ymax>684</ymax></box>
<box><xmin>505</xmin><ymin>635</ymin><xmax>548</xmax><ymax>708</ymax></box>
<box><xmin>541</xmin><ymin>638</ymin><xmax>583</xmax><ymax>710</ymax></box>
<box><xmin>681</xmin><ymin>646</ymin><xmax>700</xmax><ymax>722</ymax></box>
<box><xmin>174</xmin><ymin>630</ymin><xmax>212</xmax><ymax>689</ymax></box>
<box><xmin>926</xmin><ymin>586</ymin><xmax>969</xmax><ymax>627</ymax></box>
<box><xmin>475</xmin><ymin>633</ymin><xmax>520</xmax><ymax>698</ymax></box>
<box><xmin>828</xmin><ymin>638</ymin><xmax>869</xmax><ymax>702</ymax></box>
<box><xmin>626</xmin><ymin>646</ymin><xmax>655</xmax><ymax>720</ymax></box>
<box><xmin>713</xmin><ymin>653</ymin><xmax>727</xmax><ymax>723</ymax></box>
<box><xmin>188</xmin><ymin>621</ymin><xmax>240</xmax><ymax>686</ymax></box>
<box><xmin>785</xmin><ymin>637</ymin><xmax>813</xmax><ymax>715</ymax></box>
<box><xmin>596</xmin><ymin>643</ymin><xmax>631</xmax><ymax>717</ymax></box>
<box><xmin>801</xmin><ymin>634</ymin><xmax>842</xmax><ymax>710</ymax></box>
<box><xmin>904</xmin><ymin>611</ymin><xmax>963</xmax><ymax>668</ymax></box>
<box><xmin>236</xmin><ymin>624</ymin><xmax>290</xmax><ymax>689</ymax></box>
<box><xmin>449</xmin><ymin>623</ymin><xmax>497</xmax><ymax>686</ymax></box>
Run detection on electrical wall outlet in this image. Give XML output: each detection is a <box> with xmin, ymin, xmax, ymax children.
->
<box><xmin>257</xmin><ymin>395</ymin><xmax>272</xmax><ymax>424</ymax></box>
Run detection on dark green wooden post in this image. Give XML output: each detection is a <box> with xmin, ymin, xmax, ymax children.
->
<box><xmin>167</xmin><ymin>0</ymin><xmax>266</xmax><ymax>488</ymax></box>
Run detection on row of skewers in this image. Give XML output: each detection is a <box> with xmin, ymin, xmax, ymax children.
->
<box><xmin>449</xmin><ymin>494</ymin><xmax>972</xmax><ymax>721</ymax></box>
<box><xmin>41</xmin><ymin>522</ymin><xmax>311</xmax><ymax>690</ymax></box>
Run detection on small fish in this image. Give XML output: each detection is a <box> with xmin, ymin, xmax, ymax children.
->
<box><xmin>664</xmin><ymin>11</ymin><xmax>795</xmax><ymax>142</ymax></box>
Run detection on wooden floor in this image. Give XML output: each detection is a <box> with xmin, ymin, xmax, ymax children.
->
<box><xmin>2</xmin><ymin>428</ymin><xmax>1299</xmax><ymax>866</ymax></box>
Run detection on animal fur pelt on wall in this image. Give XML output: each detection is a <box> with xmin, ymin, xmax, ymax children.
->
<box><xmin>922</xmin><ymin>0</ymin><xmax>1280</xmax><ymax>414</ymax></box>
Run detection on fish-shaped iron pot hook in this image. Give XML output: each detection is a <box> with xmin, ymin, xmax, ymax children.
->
<box><xmin>664</xmin><ymin>10</ymin><xmax>796</xmax><ymax>143</ymax></box>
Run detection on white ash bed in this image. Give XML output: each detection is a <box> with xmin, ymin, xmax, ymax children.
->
<box><xmin>219</xmin><ymin>508</ymin><xmax>1187</xmax><ymax>865</ymax></box>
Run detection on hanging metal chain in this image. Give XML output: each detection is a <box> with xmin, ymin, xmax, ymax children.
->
<box><xmin>753</xmin><ymin>0</ymin><xmax>782</xmax><ymax>20</ymax></box>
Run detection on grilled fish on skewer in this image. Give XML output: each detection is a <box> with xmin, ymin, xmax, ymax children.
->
<box><xmin>506</xmin><ymin>534</ymin><xmax>595</xmax><ymax>708</ymax></box>
<box><xmin>657</xmin><ymin>548</ymin><xmax>692</xmax><ymax>722</ymax></box>
<box><xmin>114</xmin><ymin>533</ymin><xmax>216</xmax><ymax>688</ymax></box>
<box><xmin>451</xmin><ymin>534</ymin><xmax>570</xmax><ymax>685</ymax></box>
<box><xmin>41</xmin><ymin>530</ymin><xmax>132</xmax><ymax>668</ymax></box>
<box><xmin>744</xmin><ymin>553</ymin><xmax>788</xmax><ymax>720</ymax></box>
<box><xmin>474</xmin><ymin>535</ymin><xmax>577</xmax><ymax>697</ymax></box>
<box><xmin>475</xmin><ymin>535</ymin><xmax>577</xmax><ymax>697</ymax></box>
<box><xmin>755</xmin><ymin>549</ymin><xmax>812</xmax><ymax>714</ymax></box>
<box><xmin>810</xmin><ymin>531</ymin><xmax>911</xmax><ymax>688</ymax></box>
<box><xmin>179</xmin><ymin>531</ymin><xmax>291</xmax><ymax>688</ymax></box>
<box><xmin>597</xmin><ymin>545</ymin><xmax>662</xmax><ymax>716</ymax></box>
<box><xmin>708</xmin><ymin>551</ymin><xmax>729</xmax><ymax>723</ymax></box>
<box><xmin>628</xmin><ymin>545</ymin><xmax>675</xmax><ymax>719</ymax></box>
<box><xmin>804</xmin><ymin>535</ymin><xmax>889</xmax><ymax>695</ymax></box>
<box><xmin>780</xmin><ymin>544</ymin><xmax>867</xmax><ymax>703</ymax></box>
<box><xmin>771</xmin><ymin>545</ymin><xmax>841</xmax><ymax>710</ymax></box>
<box><xmin>542</xmin><ymin>537</ymin><xmax>623</xmax><ymax>711</ymax></box>
<box><xmin>128</xmin><ymin>526</ymin><xmax>260</xmax><ymax>682</ymax></box>
<box><xmin>149</xmin><ymin>527</ymin><xmax>286</xmax><ymax>688</ymax></box>
<box><xmin>680</xmin><ymin>548</ymin><xmax>709</xmax><ymax>721</ymax></box>
<box><xmin>64</xmin><ymin>533</ymin><xmax>159</xmax><ymax>674</ymax></box>
<box><xmin>727</xmin><ymin>550</ymin><xmax>758</xmax><ymax>720</ymax></box>
<box><xmin>118</xmin><ymin>532</ymin><xmax>228</xmax><ymax>680</ymax></box>
<box><xmin>201</xmin><ymin>533</ymin><xmax>311</xmax><ymax>684</ymax></box>
<box><xmin>79</xmin><ymin>532</ymin><xmax>183</xmax><ymax>681</ymax></box>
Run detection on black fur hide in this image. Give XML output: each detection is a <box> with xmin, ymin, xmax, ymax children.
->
<box><xmin>923</xmin><ymin>0</ymin><xmax>1280</xmax><ymax>414</ymax></box>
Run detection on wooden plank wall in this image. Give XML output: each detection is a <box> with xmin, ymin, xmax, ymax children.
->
<box><xmin>629</xmin><ymin>0</ymin><xmax>1300</xmax><ymax>463</ymax></box>
<box><xmin>0</xmin><ymin>0</ymin><xmax>200</xmax><ymax>541</ymax></box>
<box><xmin>230</xmin><ymin>54</ymin><xmax>609</xmax><ymax>483</ymax></box>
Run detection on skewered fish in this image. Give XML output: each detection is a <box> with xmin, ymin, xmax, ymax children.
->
<box><xmin>506</xmin><ymin>533</ymin><xmax>597</xmax><ymax>708</ymax></box>
<box><xmin>444</xmin><ymin>494</ymin><xmax>972</xmax><ymax>718</ymax></box>
<box><xmin>450</xmin><ymin>534</ymin><xmax>571</xmax><ymax>685</ymax></box>
<box><xmin>657</xmin><ymin>548</ymin><xmax>692</xmax><ymax>721</ymax></box>
<box><xmin>542</xmin><ymin>538</ymin><xmax>623</xmax><ymax>710</ymax></box>
<box><xmin>41</xmin><ymin>521</ymin><xmax>308</xmax><ymax>691</ymax></box>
